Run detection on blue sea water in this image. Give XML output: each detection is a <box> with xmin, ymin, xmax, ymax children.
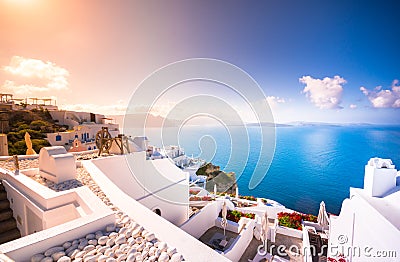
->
<box><xmin>131</xmin><ymin>125</ymin><xmax>400</xmax><ymax>215</ymax></box>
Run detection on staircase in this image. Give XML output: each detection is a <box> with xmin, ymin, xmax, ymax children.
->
<box><xmin>0</xmin><ymin>181</ymin><xmax>21</xmax><ymax>245</ymax></box>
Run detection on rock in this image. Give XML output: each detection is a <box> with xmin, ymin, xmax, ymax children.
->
<box><xmin>141</xmin><ymin>229</ymin><xmax>149</xmax><ymax>237</ymax></box>
<box><xmin>83</xmin><ymin>249</ymin><xmax>97</xmax><ymax>259</ymax></box>
<box><xmin>105</xmin><ymin>258</ymin><xmax>117</xmax><ymax>262</ymax></box>
<box><xmin>127</xmin><ymin>237</ymin><xmax>135</xmax><ymax>246</ymax></box>
<box><xmin>67</xmin><ymin>249</ymin><xmax>80</xmax><ymax>259</ymax></box>
<box><xmin>57</xmin><ymin>256</ymin><xmax>71</xmax><ymax>262</ymax></box>
<box><xmin>170</xmin><ymin>253</ymin><xmax>183</xmax><ymax>262</ymax></box>
<box><xmin>116</xmin><ymin>254</ymin><xmax>127</xmax><ymax>262</ymax></box>
<box><xmin>97</xmin><ymin>246</ymin><xmax>108</xmax><ymax>254</ymax></box>
<box><xmin>158</xmin><ymin>242</ymin><xmax>168</xmax><ymax>252</ymax></box>
<box><xmin>158</xmin><ymin>252</ymin><xmax>169</xmax><ymax>262</ymax></box>
<box><xmin>44</xmin><ymin>246</ymin><xmax>64</xmax><ymax>257</ymax></box>
<box><xmin>121</xmin><ymin>216</ymin><xmax>130</xmax><ymax>225</ymax></box>
<box><xmin>127</xmin><ymin>247</ymin><xmax>137</xmax><ymax>255</ymax></box>
<box><xmin>167</xmin><ymin>247</ymin><xmax>177</xmax><ymax>256</ymax></box>
<box><xmin>126</xmin><ymin>253</ymin><xmax>136</xmax><ymax>262</ymax></box>
<box><xmin>39</xmin><ymin>257</ymin><xmax>53</xmax><ymax>262</ymax></box>
<box><xmin>109</xmin><ymin>232</ymin><xmax>118</xmax><ymax>239</ymax></box>
<box><xmin>145</xmin><ymin>233</ymin><xmax>155</xmax><ymax>242</ymax></box>
<box><xmin>97</xmin><ymin>255</ymin><xmax>108</xmax><ymax>262</ymax></box>
<box><xmin>52</xmin><ymin>251</ymin><xmax>66</xmax><ymax>261</ymax></box>
<box><xmin>104</xmin><ymin>248</ymin><xmax>114</xmax><ymax>257</ymax></box>
<box><xmin>141</xmin><ymin>249</ymin><xmax>149</xmax><ymax>258</ymax></box>
<box><xmin>147</xmin><ymin>256</ymin><xmax>157</xmax><ymax>262</ymax></box>
<box><xmin>115</xmin><ymin>234</ymin><xmax>126</xmax><ymax>245</ymax></box>
<box><xmin>135</xmin><ymin>237</ymin><xmax>143</xmax><ymax>244</ymax></box>
<box><xmin>136</xmin><ymin>242</ymin><xmax>145</xmax><ymax>252</ymax></box>
<box><xmin>131</xmin><ymin>227</ymin><xmax>143</xmax><ymax>237</ymax></box>
<box><xmin>106</xmin><ymin>224</ymin><xmax>116</xmax><ymax>232</ymax></box>
<box><xmin>83</xmin><ymin>245</ymin><xmax>95</xmax><ymax>252</ymax></box>
<box><xmin>62</xmin><ymin>242</ymin><xmax>72</xmax><ymax>250</ymax></box>
<box><xmin>31</xmin><ymin>254</ymin><xmax>45</xmax><ymax>262</ymax></box>
<box><xmin>88</xmin><ymin>239</ymin><xmax>97</xmax><ymax>246</ymax></box>
<box><xmin>74</xmin><ymin>250</ymin><xmax>86</xmax><ymax>259</ymax></box>
<box><xmin>86</xmin><ymin>233</ymin><xmax>95</xmax><ymax>240</ymax></box>
<box><xmin>98</xmin><ymin>236</ymin><xmax>109</xmax><ymax>245</ymax></box>
<box><xmin>118</xmin><ymin>227</ymin><xmax>128</xmax><ymax>235</ymax></box>
<box><xmin>95</xmin><ymin>230</ymin><xmax>103</xmax><ymax>239</ymax></box>
<box><xmin>78</xmin><ymin>240</ymin><xmax>88</xmax><ymax>250</ymax></box>
<box><xmin>65</xmin><ymin>244</ymin><xmax>79</xmax><ymax>254</ymax></box>
<box><xmin>82</xmin><ymin>255</ymin><xmax>96</xmax><ymax>262</ymax></box>
<box><xmin>106</xmin><ymin>238</ymin><xmax>115</xmax><ymax>247</ymax></box>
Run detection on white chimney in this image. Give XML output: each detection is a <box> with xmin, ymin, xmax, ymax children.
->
<box><xmin>364</xmin><ymin>157</ymin><xmax>397</xmax><ymax>197</ymax></box>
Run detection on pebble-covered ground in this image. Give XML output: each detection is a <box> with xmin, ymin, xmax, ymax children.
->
<box><xmin>0</xmin><ymin>159</ymin><xmax>184</xmax><ymax>262</ymax></box>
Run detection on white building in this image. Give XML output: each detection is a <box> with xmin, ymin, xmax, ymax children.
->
<box><xmin>46</xmin><ymin>123</ymin><xmax>119</xmax><ymax>150</ymax></box>
<box><xmin>329</xmin><ymin>158</ymin><xmax>400</xmax><ymax>261</ymax></box>
<box><xmin>49</xmin><ymin>110</ymin><xmax>106</xmax><ymax>129</ymax></box>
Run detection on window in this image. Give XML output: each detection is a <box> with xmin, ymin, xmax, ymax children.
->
<box><xmin>55</xmin><ymin>135</ymin><xmax>62</xmax><ymax>141</ymax></box>
<box><xmin>153</xmin><ymin>208</ymin><xmax>161</xmax><ymax>216</ymax></box>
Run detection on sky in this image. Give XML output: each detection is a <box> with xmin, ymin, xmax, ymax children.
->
<box><xmin>0</xmin><ymin>0</ymin><xmax>399</xmax><ymax>124</ymax></box>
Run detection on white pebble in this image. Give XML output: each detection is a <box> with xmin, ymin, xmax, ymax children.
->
<box><xmin>97</xmin><ymin>255</ymin><xmax>108</xmax><ymax>262</ymax></box>
<box><xmin>83</xmin><ymin>245</ymin><xmax>95</xmax><ymax>252</ymax></box>
<box><xmin>158</xmin><ymin>242</ymin><xmax>168</xmax><ymax>252</ymax></box>
<box><xmin>57</xmin><ymin>256</ymin><xmax>71</xmax><ymax>262</ymax></box>
<box><xmin>167</xmin><ymin>247</ymin><xmax>177</xmax><ymax>256</ymax></box>
<box><xmin>158</xmin><ymin>252</ymin><xmax>169</xmax><ymax>262</ymax></box>
<box><xmin>88</xmin><ymin>239</ymin><xmax>97</xmax><ymax>246</ymax></box>
<box><xmin>170</xmin><ymin>253</ymin><xmax>183</xmax><ymax>262</ymax></box>
<box><xmin>52</xmin><ymin>251</ymin><xmax>66</xmax><ymax>261</ymax></box>
<box><xmin>98</xmin><ymin>236</ymin><xmax>109</xmax><ymax>245</ymax></box>
<box><xmin>145</xmin><ymin>233</ymin><xmax>155</xmax><ymax>242</ymax></box>
<box><xmin>115</xmin><ymin>234</ymin><xmax>126</xmax><ymax>245</ymax></box>
<box><xmin>106</xmin><ymin>238</ymin><xmax>115</xmax><ymax>247</ymax></box>
<box><xmin>126</xmin><ymin>253</ymin><xmax>136</xmax><ymax>262</ymax></box>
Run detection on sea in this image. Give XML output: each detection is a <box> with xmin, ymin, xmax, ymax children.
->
<box><xmin>126</xmin><ymin>125</ymin><xmax>400</xmax><ymax>216</ymax></box>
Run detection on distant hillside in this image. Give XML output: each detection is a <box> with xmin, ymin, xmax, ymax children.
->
<box><xmin>196</xmin><ymin>162</ymin><xmax>237</xmax><ymax>194</ymax></box>
<box><xmin>107</xmin><ymin>114</ymin><xmax>180</xmax><ymax>130</ymax></box>
<box><xmin>2</xmin><ymin>109</ymin><xmax>65</xmax><ymax>155</ymax></box>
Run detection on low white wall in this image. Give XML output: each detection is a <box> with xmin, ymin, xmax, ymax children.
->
<box><xmin>83</xmin><ymin>160</ymin><xmax>230</xmax><ymax>262</ymax></box>
<box><xmin>3</xmin><ymin>180</ymin><xmax>44</xmax><ymax>235</ymax></box>
<box><xmin>180</xmin><ymin>201</ymin><xmax>220</xmax><ymax>238</ymax></box>
<box><xmin>87</xmin><ymin>154</ymin><xmax>189</xmax><ymax>226</ymax></box>
<box><xmin>0</xmin><ymin>169</ymin><xmax>115</xmax><ymax>261</ymax></box>
<box><xmin>223</xmin><ymin>218</ymin><xmax>255</xmax><ymax>262</ymax></box>
<box><xmin>302</xmin><ymin>227</ymin><xmax>313</xmax><ymax>262</ymax></box>
<box><xmin>276</xmin><ymin>226</ymin><xmax>303</xmax><ymax>239</ymax></box>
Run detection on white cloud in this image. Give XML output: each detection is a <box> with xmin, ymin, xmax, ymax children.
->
<box><xmin>266</xmin><ymin>96</ymin><xmax>286</xmax><ymax>106</ymax></box>
<box><xmin>349</xmin><ymin>104</ymin><xmax>357</xmax><ymax>109</ymax></box>
<box><xmin>360</xmin><ymin>80</ymin><xmax>400</xmax><ymax>108</ymax></box>
<box><xmin>2</xmin><ymin>56</ymin><xmax>69</xmax><ymax>95</ymax></box>
<box><xmin>299</xmin><ymin>75</ymin><xmax>346</xmax><ymax>109</ymax></box>
<box><xmin>61</xmin><ymin>100</ymin><xmax>128</xmax><ymax>116</ymax></box>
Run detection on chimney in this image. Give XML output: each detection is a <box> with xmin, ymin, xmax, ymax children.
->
<box><xmin>364</xmin><ymin>158</ymin><xmax>397</xmax><ymax>197</ymax></box>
